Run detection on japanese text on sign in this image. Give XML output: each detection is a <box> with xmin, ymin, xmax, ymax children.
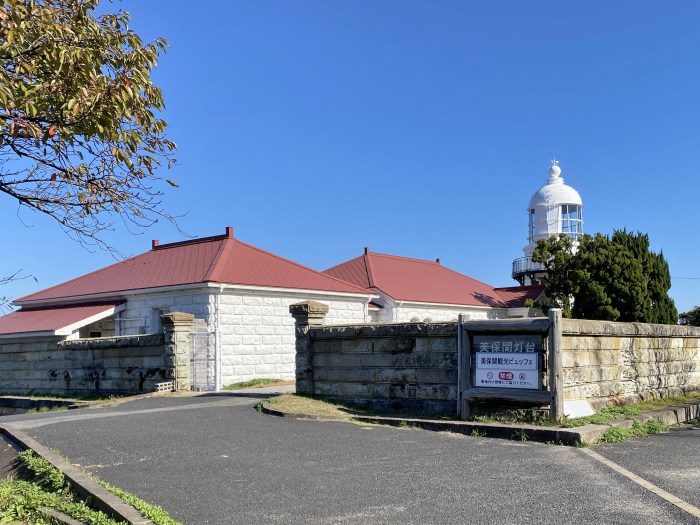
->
<box><xmin>476</xmin><ymin>353</ymin><xmax>536</xmax><ymax>370</ymax></box>
<box><xmin>472</xmin><ymin>334</ymin><xmax>542</xmax><ymax>354</ymax></box>
<box><xmin>472</xmin><ymin>334</ymin><xmax>543</xmax><ymax>390</ymax></box>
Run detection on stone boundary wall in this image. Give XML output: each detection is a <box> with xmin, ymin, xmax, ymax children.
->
<box><xmin>561</xmin><ymin>319</ymin><xmax>700</xmax><ymax>410</ymax></box>
<box><xmin>302</xmin><ymin>323</ymin><xmax>457</xmax><ymax>414</ymax></box>
<box><xmin>291</xmin><ymin>301</ymin><xmax>700</xmax><ymax>415</ymax></box>
<box><xmin>0</xmin><ymin>312</ymin><xmax>193</xmax><ymax>396</ymax></box>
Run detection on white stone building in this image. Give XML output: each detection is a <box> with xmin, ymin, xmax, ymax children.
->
<box><xmin>324</xmin><ymin>249</ymin><xmax>543</xmax><ymax>322</ymax></box>
<box><xmin>0</xmin><ymin>223</ymin><xmax>545</xmax><ymax>391</ymax></box>
<box><xmin>0</xmin><ymin>227</ymin><xmax>376</xmax><ymax>389</ymax></box>
<box><xmin>512</xmin><ymin>159</ymin><xmax>584</xmax><ymax>285</ymax></box>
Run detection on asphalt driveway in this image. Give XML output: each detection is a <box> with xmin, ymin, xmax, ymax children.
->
<box><xmin>2</xmin><ymin>394</ymin><xmax>698</xmax><ymax>525</ymax></box>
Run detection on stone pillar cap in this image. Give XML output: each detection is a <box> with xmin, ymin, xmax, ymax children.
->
<box><xmin>289</xmin><ymin>301</ymin><xmax>330</xmax><ymax>315</ymax></box>
<box><xmin>160</xmin><ymin>312</ymin><xmax>195</xmax><ymax>324</ymax></box>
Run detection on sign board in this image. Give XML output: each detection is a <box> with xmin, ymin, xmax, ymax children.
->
<box><xmin>472</xmin><ymin>334</ymin><xmax>543</xmax><ymax>390</ymax></box>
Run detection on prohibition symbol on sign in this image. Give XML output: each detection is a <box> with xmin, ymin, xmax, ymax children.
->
<box><xmin>519</xmin><ymin>373</ymin><xmax>526</xmax><ymax>380</ymax></box>
<box><xmin>487</xmin><ymin>372</ymin><xmax>493</xmax><ymax>379</ymax></box>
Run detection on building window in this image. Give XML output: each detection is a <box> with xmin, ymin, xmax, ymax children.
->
<box><xmin>528</xmin><ymin>209</ymin><xmax>535</xmax><ymax>242</ymax></box>
<box><xmin>561</xmin><ymin>204</ymin><xmax>582</xmax><ymax>239</ymax></box>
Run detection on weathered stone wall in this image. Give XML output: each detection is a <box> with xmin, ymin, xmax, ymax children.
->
<box><xmin>292</xmin><ymin>301</ymin><xmax>700</xmax><ymax>414</ymax></box>
<box><xmin>297</xmin><ymin>321</ymin><xmax>458</xmax><ymax>414</ymax></box>
<box><xmin>0</xmin><ymin>334</ymin><xmax>168</xmax><ymax>395</ymax></box>
<box><xmin>0</xmin><ymin>312</ymin><xmax>194</xmax><ymax>396</ymax></box>
<box><xmin>562</xmin><ymin>319</ymin><xmax>700</xmax><ymax>408</ymax></box>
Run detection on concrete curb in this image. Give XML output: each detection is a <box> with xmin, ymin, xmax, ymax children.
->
<box><xmin>0</xmin><ymin>424</ymin><xmax>153</xmax><ymax>525</ymax></box>
<box><xmin>261</xmin><ymin>400</ymin><xmax>700</xmax><ymax>445</ymax></box>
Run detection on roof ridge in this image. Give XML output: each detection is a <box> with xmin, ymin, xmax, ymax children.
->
<box><xmin>234</xmin><ymin>239</ymin><xmax>372</xmax><ymax>295</ymax></box>
<box><xmin>152</xmin><ymin>233</ymin><xmax>228</xmax><ymax>250</ymax></box>
<box><xmin>204</xmin><ymin>237</ymin><xmax>233</xmax><ymax>282</ymax></box>
<box><xmin>494</xmin><ymin>284</ymin><xmax>543</xmax><ymax>291</ymax></box>
<box><xmin>364</xmin><ymin>253</ymin><xmax>376</xmax><ymax>288</ymax></box>
<box><xmin>369</xmin><ymin>251</ymin><xmax>441</xmax><ymax>265</ymax></box>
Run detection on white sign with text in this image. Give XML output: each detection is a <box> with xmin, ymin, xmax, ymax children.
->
<box><xmin>474</xmin><ymin>352</ymin><xmax>539</xmax><ymax>389</ymax></box>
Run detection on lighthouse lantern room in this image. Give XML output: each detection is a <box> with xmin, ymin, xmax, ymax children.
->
<box><xmin>512</xmin><ymin>160</ymin><xmax>583</xmax><ymax>285</ymax></box>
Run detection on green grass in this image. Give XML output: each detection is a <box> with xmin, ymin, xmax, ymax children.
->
<box><xmin>470</xmin><ymin>409</ymin><xmax>557</xmax><ymax>426</ymax></box>
<box><xmin>221</xmin><ymin>378</ymin><xmax>292</xmax><ymax>390</ymax></box>
<box><xmin>26</xmin><ymin>405</ymin><xmax>69</xmax><ymax>414</ymax></box>
<box><xmin>262</xmin><ymin>394</ymin><xmax>453</xmax><ymax>420</ymax></box>
<box><xmin>98</xmin><ymin>481</ymin><xmax>182</xmax><ymax>525</ymax></box>
<box><xmin>623</xmin><ymin>391</ymin><xmax>700</xmax><ymax>411</ymax></box>
<box><xmin>563</xmin><ymin>392</ymin><xmax>700</xmax><ymax>428</ymax></box>
<box><xmin>561</xmin><ymin>405</ymin><xmax>642</xmax><ymax>427</ymax></box>
<box><xmin>0</xmin><ymin>391</ymin><xmax>122</xmax><ymax>401</ymax></box>
<box><xmin>599</xmin><ymin>419</ymin><xmax>668</xmax><ymax>443</ymax></box>
<box><xmin>0</xmin><ymin>450</ymin><xmax>183</xmax><ymax>525</ymax></box>
<box><xmin>1</xmin><ymin>450</ymin><xmax>122</xmax><ymax>524</ymax></box>
<box><xmin>262</xmin><ymin>394</ymin><xmax>351</xmax><ymax>416</ymax></box>
<box><xmin>0</xmin><ymin>479</ymin><xmax>123</xmax><ymax>525</ymax></box>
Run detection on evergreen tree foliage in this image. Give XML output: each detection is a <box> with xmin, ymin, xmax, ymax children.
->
<box><xmin>531</xmin><ymin>234</ymin><xmax>577</xmax><ymax>317</ymax></box>
<box><xmin>679</xmin><ymin>306</ymin><xmax>700</xmax><ymax>326</ymax></box>
<box><xmin>532</xmin><ymin>230</ymin><xmax>678</xmax><ymax>324</ymax></box>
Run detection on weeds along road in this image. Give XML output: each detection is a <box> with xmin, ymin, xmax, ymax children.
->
<box><xmin>2</xmin><ymin>394</ymin><xmax>698</xmax><ymax>525</ymax></box>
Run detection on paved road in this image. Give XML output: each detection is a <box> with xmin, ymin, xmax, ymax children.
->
<box><xmin>594</xmin><ymin>421</ymin><xmax>700</xmax><ymax>511</ymax></box>
<box><xmin>2</xmin><ymin>394</ymin><xmax>698</xmax><ymax>525</ymax></box>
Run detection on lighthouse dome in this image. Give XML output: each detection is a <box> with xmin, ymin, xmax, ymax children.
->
<box><xmin>528</xmin><ymin>163</ymin><xmax>582</xmax><ymax>209</ymax></box>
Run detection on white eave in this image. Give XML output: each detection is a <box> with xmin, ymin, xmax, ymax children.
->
<box><xmin>14</xmin><ymin>282</ymin><xmax>377</xmax><ymax>309</ymax></box>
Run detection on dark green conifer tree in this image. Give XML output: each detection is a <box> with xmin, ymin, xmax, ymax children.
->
<box><xmin>532</xmin><ymin>230</ymin><xmax>678</xmax><ymax>324</ymax></box>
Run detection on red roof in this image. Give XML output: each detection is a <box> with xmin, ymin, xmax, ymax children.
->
<box><xmin>325</xmin><ymin>251</ymin><xmax>506</xmax><ymax>308</ymax></box>
<box><xmin>493</xmin><ymin>285</ymin><xmax>544</xmax><ymax>308</ymax></box>
<box><xmin>17</xmin><ymin>229</ymin><xmax>371</xmax><ymax>304</ymax></box>
<box><xmin>0</xmin><ymin>303</ymin><xmax>121</xmax><ymax>336</ymax></box>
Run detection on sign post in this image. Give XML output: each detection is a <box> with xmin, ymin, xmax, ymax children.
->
<box><xmin>458</xmin><ymin>312</ymin><xmax>562</xmax><ymax>421</ymax></box>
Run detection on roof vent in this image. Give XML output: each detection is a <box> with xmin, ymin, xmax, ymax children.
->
<box><xmin>364</xmin><ymin>247</ymin><xmax>370</xmax><ymax>254</ymax></box>
<box><xmin>225</xmin><ymin>226</ymin><xmax>234</xmax><ymax>238</ymax></box>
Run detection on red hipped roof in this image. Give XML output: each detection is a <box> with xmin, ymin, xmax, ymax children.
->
<box><xmin>325</xmin><ymin>250</ymin><xmax>509</xmax><ymax>308</ymax></box>
<box><xmin>0</xmin><ymin>303</ymin><xmax>122</xmax><ymax>337</ymax></box>
<box><xmin>17</xmin><ymin>229</ymin><xmax>371</xmax><ymax>305</ymax></box>
<box><xmin>494</xmin><ymin>285</ymin><xmax>544</xmax><ymax>308</ymax></box>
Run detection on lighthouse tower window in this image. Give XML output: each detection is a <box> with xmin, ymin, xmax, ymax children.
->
<box><xmin>561</xmin><ymin>204</ymin><xmax>582</xmax><ymax>239</ymax></box>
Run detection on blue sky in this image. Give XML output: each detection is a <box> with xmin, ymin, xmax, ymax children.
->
<box><xmin>3</xmin><ymin>1</ymin><xmax>700</xmax><ymax>313</ymax></box>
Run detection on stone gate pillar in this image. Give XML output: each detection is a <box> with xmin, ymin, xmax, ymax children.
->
<box><xmin>289</xmin><ymin>301</ymin><xmax>329</xmax><ymax>395</ymax></box>
<box><xmin>161</xmin><ymin>312</ymin><xmax>195</xmax><ymax>391</ymax></box>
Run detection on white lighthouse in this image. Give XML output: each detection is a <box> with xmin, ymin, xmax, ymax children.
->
<box><xmin>512</xmin><ymin>160</ymin><xmax>583</xmax><ymax>285</ymax></box>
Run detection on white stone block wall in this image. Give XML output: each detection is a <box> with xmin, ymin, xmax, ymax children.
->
<box><xmin>77</xmin><ymin>318</ymin><xmax>116</xmax><ymax>338</ymax></box>
<box><xmin>368</xmin><ymin>291</ymin><xmax>395</xmax><ymax>323</ymax></box>
<box><xmin>393</xmin><ymin>305</ymin><xmax>507</xmax><ymax>323</ymax></box>
<box><xmin>365</xmin><ymin>290</ymin><xmax>507</xmax><ymax>323</ymax></box>
<box><xmin>216</xmin><ymin>291</ymin><xmax>368</xmax><ymax>386</ymax></box>
<box><xmin>117</xmin><ymin>289</ymin><xmax>214</xmax><ymax>335</ymax></box>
